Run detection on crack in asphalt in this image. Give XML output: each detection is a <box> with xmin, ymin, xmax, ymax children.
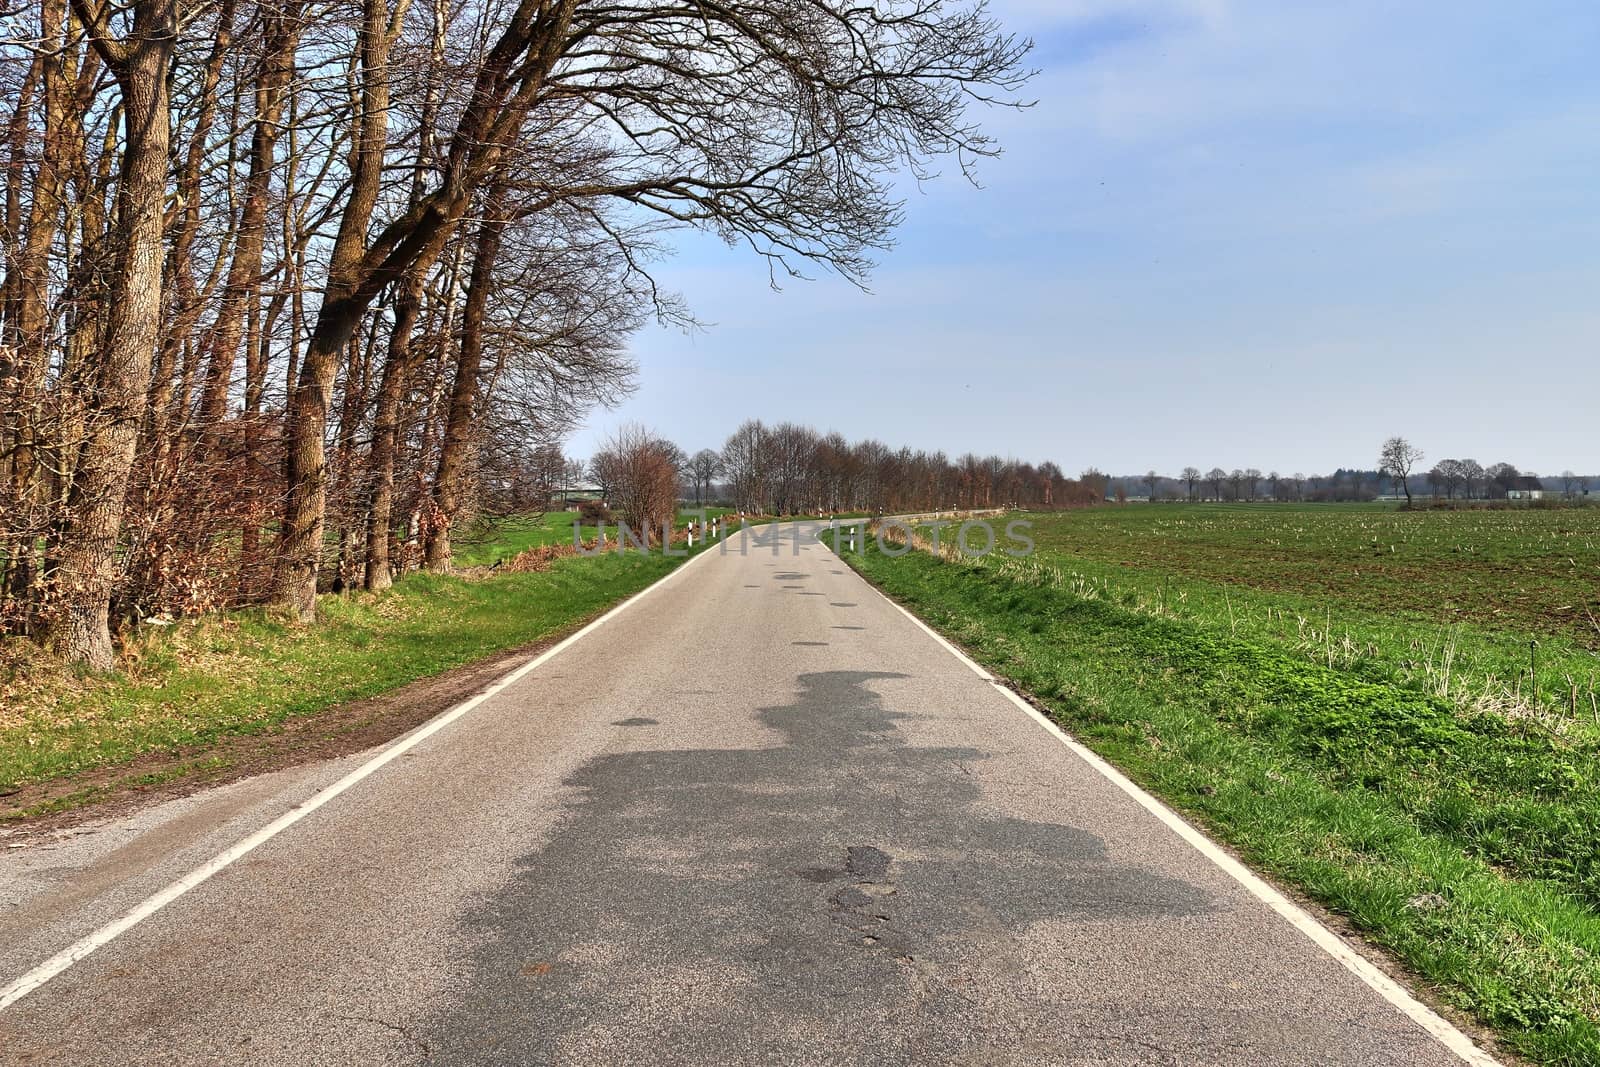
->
<box><xmin>336</xmin><ymin>1013</ymin><xmax>432</xmax><ymax>1058</ymax></box>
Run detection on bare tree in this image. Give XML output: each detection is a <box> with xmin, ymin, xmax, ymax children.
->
<box><xmin>766</xmin><ymin>423</ymin><xmax>818</xmax><ymax>515</ymax></box>
<box><xmin>1379</xmin><ymin>436</ymin><xmax>1423</xmax><ymax>506</ymax></box>
<box><xmin>1181</xmin><ymin>466</ymin><xmax>1200</xmax><ymax>501</ymax></box>
<box><xmin>689</xmin><ymin>449</ymin><xmax>722</xmax><ymax>507</ymax></box>
<box><xmin>1206</xmin><ymin>468</ymin><xmax>1226</xmax><ymax>502</ymax></box>
<box><xmin>721</xmin><ymin>420</ymin><xmax>768</xmax><ymax>514</ymax></box>
<box><xmin>1244</xmin><ymin>468</ymin><xmax>1262</xmax><ymax>501</ymax></box>
<box><xmin>588</xmin><ymin>450</ymin><xmax>620</xmax><ymax>505</ymax></box>
<box><xmin>39</xmin><ymin>0</ymin><xmax>181</xmax><ymax>667</ymax></box>
<box><xmin>422</xmin><ymin>196</ymin><xmax>514</xmax><ymax>576</ymax></box>
<box><xmin>1079</xmin><ymin>468</ymin><xmax>1109</xmax><ymax>502</ymax></box>
<box><xmin>1433</xmin><ymin>459</ymin><xmax>1464</xmax><ymax>500</ymax></box>
<box><xmin>603</xmin><ymin>424</ymin><xmax>679</xmax><ymax>546</ymax></box>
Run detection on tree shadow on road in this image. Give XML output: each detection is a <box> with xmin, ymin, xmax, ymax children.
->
<box><xmin>425</xmin><ymin>670</ymin><xmax>1217</xmax><ymax>1064</ymax></box>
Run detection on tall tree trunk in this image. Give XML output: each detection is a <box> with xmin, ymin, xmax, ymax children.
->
<box><xmin>0</xmin><ymin>54</ymin><xmax>40</xmax><ymax>614</ymax></box>
<box><xmin>3</xmin><ymin>0</ymin><xmax>77</xmax><ymax>611</ymax></box>
<box><xmin>201</xmin><ymin>1</ymin><xmax>297</xmax><ymax>430</ymax></box>
<box><xmin>1</xmin><ymin>52</ymin><xmax>42</xmax><ymax>609</ymax></box>
<box><xmin>362</xmin><ymin>271</ymin><xmax>425</xmax><ymax>592</ymax></box>
<box><xmin>225</xmin><ymin>3</ymin><xmax>300</xmax><ymax>600</ymax></box>
<box><xmin>271</xmin><ymin>0</ymin><xmax>392</xmax><ymax>620</ymax></box>
<box><xmin>275</xmin><ymin>302</ymin><xmax>366</xmax><ymax>618</ymax></box>
<box><xmin>160</xmin><ymin>0</ymin><xmax>234</xmax><ymax>428</ymax></box>
<box><xmin>334</xmin><ymin>330</ymin><xmax>372</xmax><ymax>588</ymax></box>
<box><xmin>425</xmin><ymin>207</ymin><xmax>506</xmax><ymax>571</ymax></box>
<box><xmin>365</xmin><ymin>0</ymin><xmax>449</xmax><ymax>591</ymax></box>
<box><xmin>44</xmin><ymin>0</ymin><xmax>177</xmax><ymax>668</ymax></box>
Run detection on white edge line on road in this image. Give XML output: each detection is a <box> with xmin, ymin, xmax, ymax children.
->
<box><xmin>0</xmin><ymin>544</ymin><xmax>722</xmax><ymax>1013</ymax></box>
<box><xmin>820</xmin><ymin>540</ymin><xmax>1499</xmax><ymax>1067</ymax></box>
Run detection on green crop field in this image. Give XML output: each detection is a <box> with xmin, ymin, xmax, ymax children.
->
<box><xmin>991</xmin><ymin>504</ymin><xmax>1600</xmax><ymax>729</ymax></box>
<box><xmin>838</xmin><ymin>503</ymin><xmax>1600</xmax><ymax>1065</ymax></box>
<box><xmin>1024</xmin><ymin>503</ymin><xmax>1600</xmax><ymax>646</ymax></box>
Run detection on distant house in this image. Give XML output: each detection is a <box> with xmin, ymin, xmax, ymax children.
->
<box><xmin>1505</xmin><ymin>476</ymin><xmax>1547</xmax><ymax>501</ymax></box>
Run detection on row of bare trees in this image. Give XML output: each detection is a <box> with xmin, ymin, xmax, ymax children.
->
<box><xmin>0</xmin><ymin>0</ymin><xmax>1030</xmax><ymax>666</ymax></box>
<box><xmin>1123</xmin><ymin>459</ymin><xmax>1582</xmax><ymax>504</ymax></box>
<box><xmin>1138</xmin><ymin>468</ymin><xmax>1366</xmax><ymax>502</ymax></box>
<box><xmin>1425</xmin><ymin>460</ymin><xmax>1559</xmax><ymax>500</ymax></box>
<box><xmin>700</xmin><ymin>420</ymin><xmax>1099</xmax><ymax>516</ymax></box>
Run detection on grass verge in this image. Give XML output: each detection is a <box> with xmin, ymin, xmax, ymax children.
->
<box><xmin>837</xmin><ymin>533</ymin><xmax>1599</xmax><ymax>1066</ymax></box>
<box><xmin>1</xmin><ymin>546</ymin><xmax>700</xmax><ymax>819</ymax></box>
<box><xmin>452</xmin><ymin>507</ymin><xmax>746</xmax><ymax>567</ymax></box>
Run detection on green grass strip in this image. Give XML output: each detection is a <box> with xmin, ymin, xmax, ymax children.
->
<box><xmin>843</xmin><ymin>540</ymin><xmax>1600</xmax><ymax>1065</ymax></box>
<box><xmin>1</xmin><ymin>548</ymin><xmax>695</xmax><ymax>808</ymax></box>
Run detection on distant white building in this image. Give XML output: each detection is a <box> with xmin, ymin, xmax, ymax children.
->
<box><xmin>1506</xmin><ymin>476</ymin><xmax>1547</xmax><ymax>500</ymax></box>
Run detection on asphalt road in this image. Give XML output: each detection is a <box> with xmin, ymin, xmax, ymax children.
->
<box><xmin>0</xmin><ymin>522</ymin><xmax>1489</xmax><ymax>1064</ymax></box>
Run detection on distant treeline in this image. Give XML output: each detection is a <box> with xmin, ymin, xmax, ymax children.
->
<box><xmin>585</xmin><ymin>421</ymin><xmax>1105</xmax><ymax>521</ymax></box>
<box><xmin>1106</xmin><ymin>464</ymin><xmax>1594</xmax><ymax>503</ymax></box>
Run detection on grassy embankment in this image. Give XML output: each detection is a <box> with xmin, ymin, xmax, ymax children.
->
<box><xmin>834</xmin><ymin>504</ymin><xmax>1600</xmax><ymax>1065</ymax></box>
<box><xmin>0</xmin><ymin>510</ymin><xmax>709</xmax><ymax>817</ymax></box>
<box><xmin>452</xmin><ymin>506</ymin><xmax>738</xmax><ymax>566</ymax></box>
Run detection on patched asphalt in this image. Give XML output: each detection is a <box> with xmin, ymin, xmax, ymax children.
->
<box><xmin>0</xmin><ymin>523</ymin><xmax>1472</xmax><ymax>1064</ymax></box>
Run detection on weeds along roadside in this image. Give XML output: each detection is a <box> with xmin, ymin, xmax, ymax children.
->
<box><xmin>844</xmin><ymin>519</ymin><xmax>1600</xmax><ymax>1065</ymax></box>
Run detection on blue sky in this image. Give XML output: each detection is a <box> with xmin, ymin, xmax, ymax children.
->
<box><xmin>569</xmin><ymin>0</ymin><xmax>1600</xmax><ymax>476</ymax></box>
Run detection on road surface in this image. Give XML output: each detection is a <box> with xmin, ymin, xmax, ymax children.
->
<box><xmin>0</xmin><ymin>521</ymin><xmax>1488</xmax><ymax>1064</ymax></box>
